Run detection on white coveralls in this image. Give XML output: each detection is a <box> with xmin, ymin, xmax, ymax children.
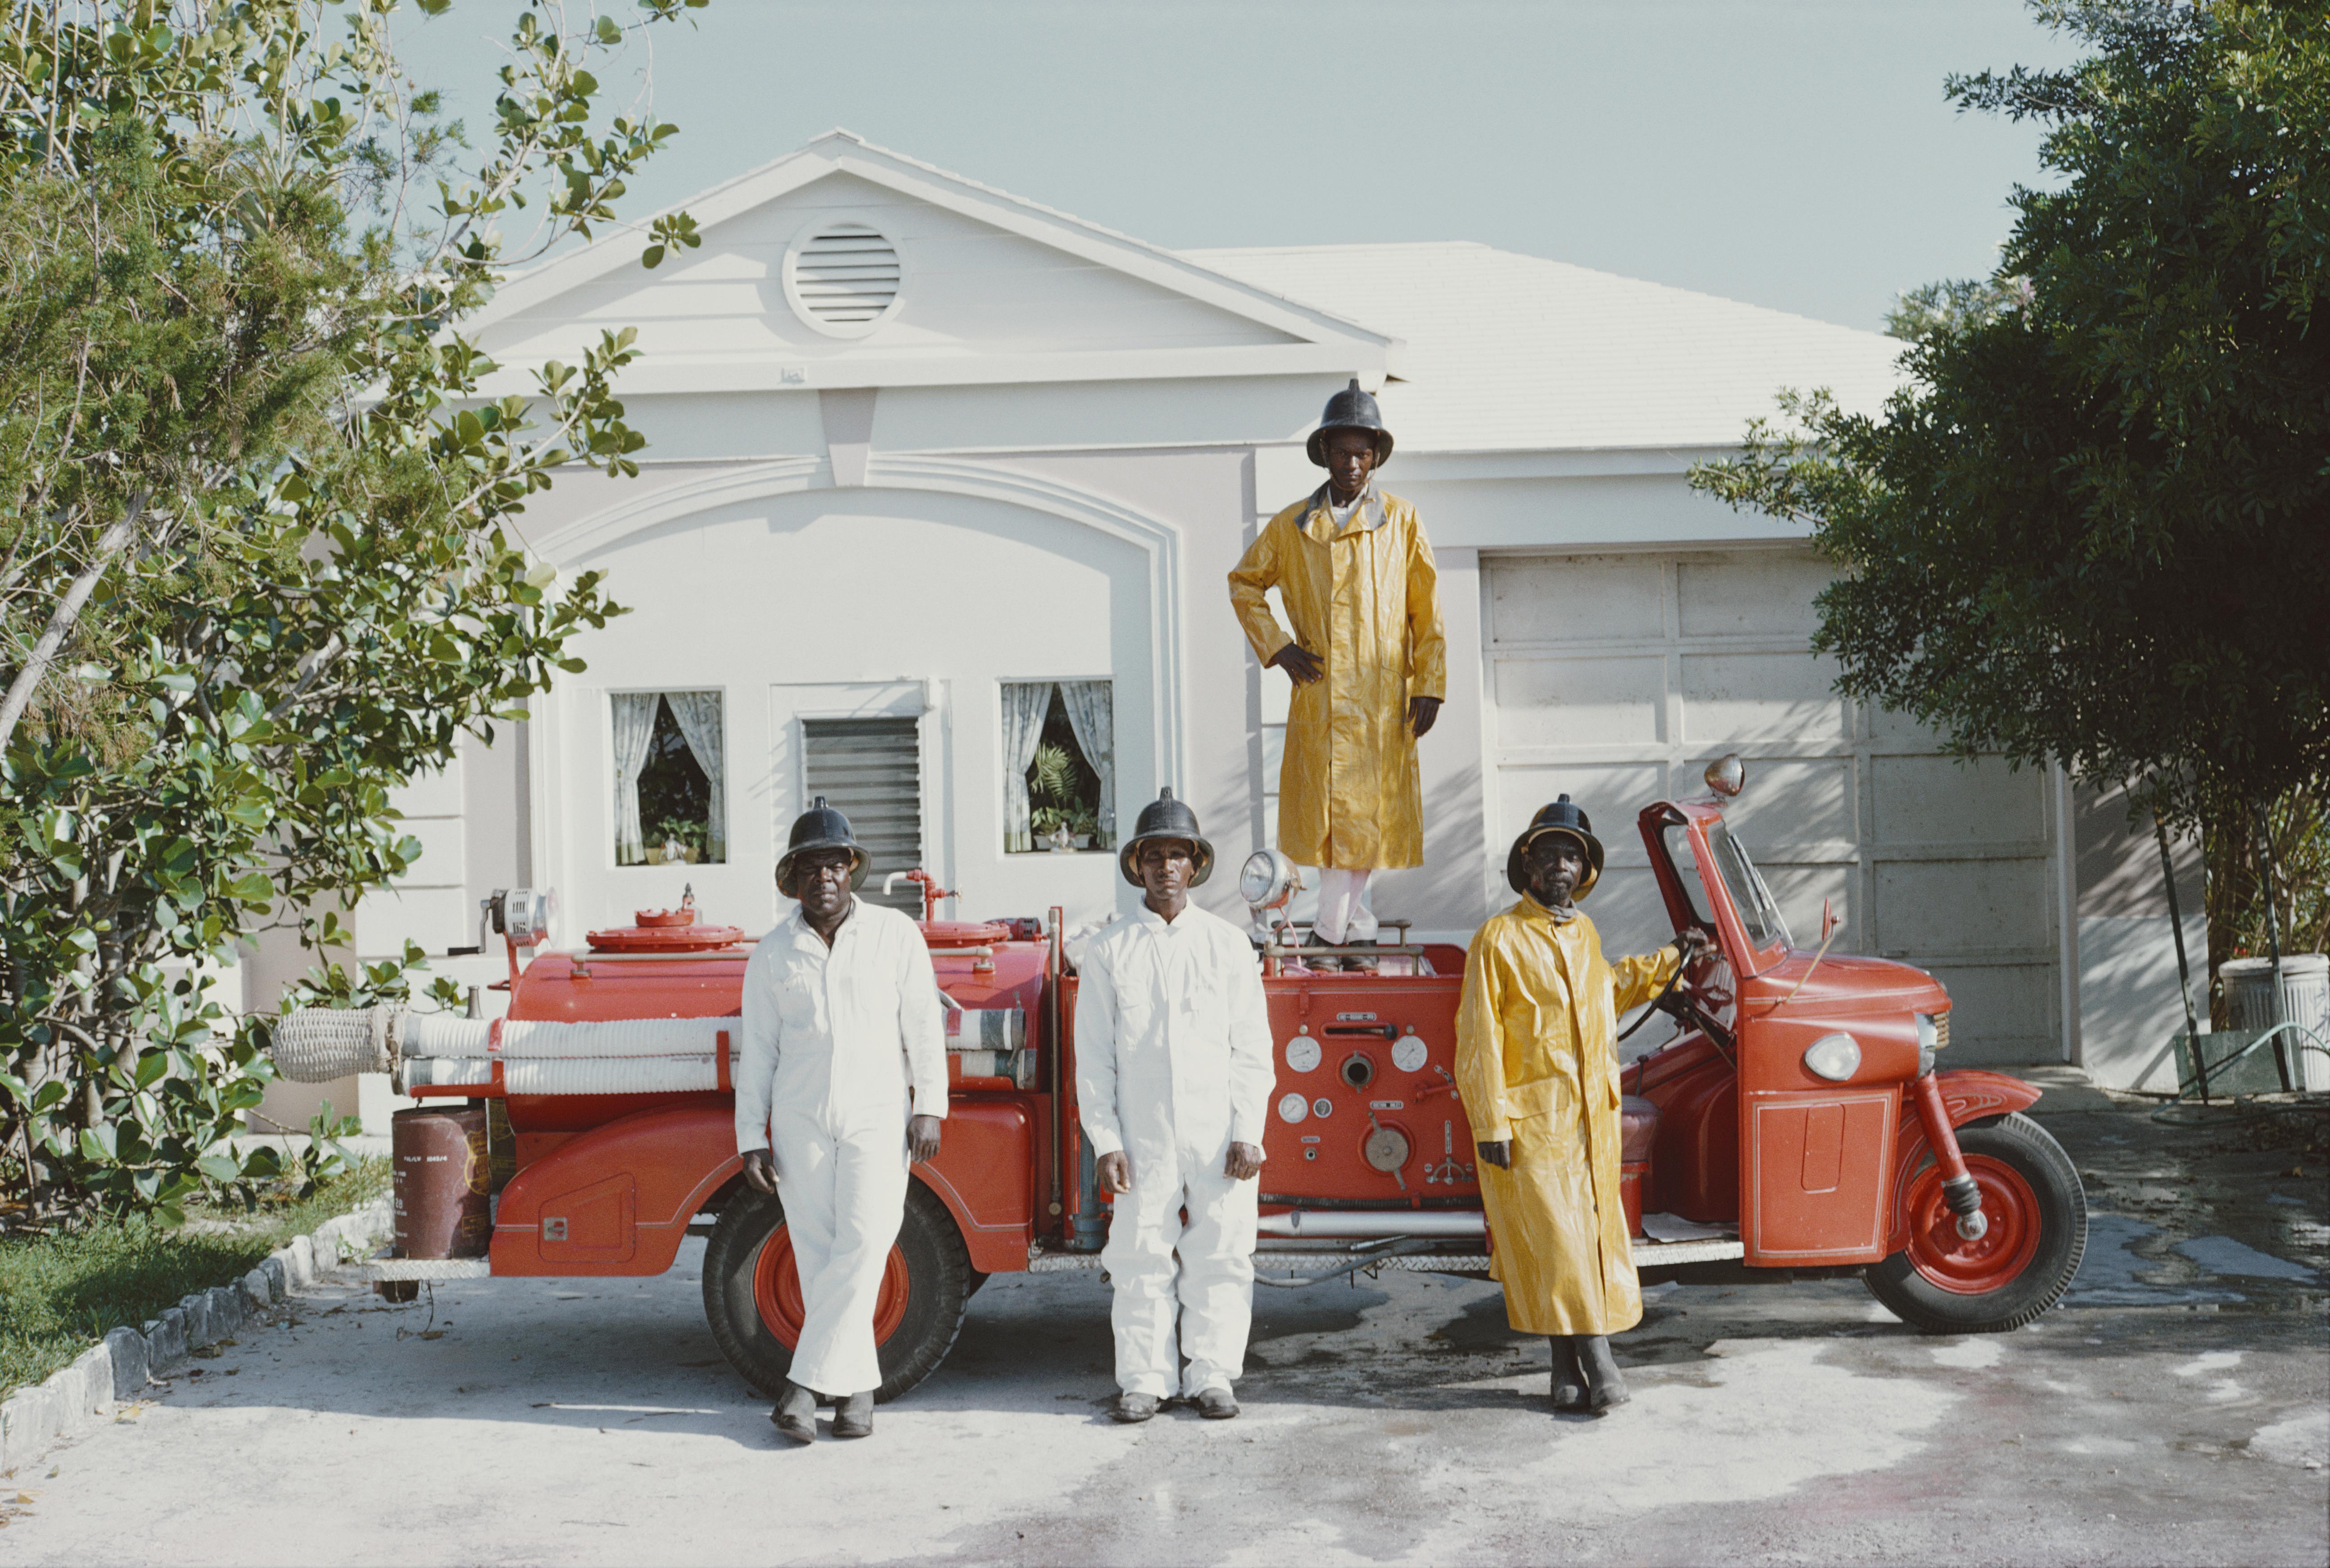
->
<box><xmin>1075</xmin><ymin>903</ymin><xmax>1277</xmax><ymax>1398</ymax></box>
<box><xmin>736</xmin><ymin>899</ymin><xmax>945</xmax><ymax>1397</ymax></box>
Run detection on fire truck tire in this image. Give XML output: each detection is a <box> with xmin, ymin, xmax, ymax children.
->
<box><xmin>1864</xmin><ymin>1112</ymin><xmax>2087</xmax><ymax>1334</ymax></box>
<box><xmin>701</xmin><ymin>1180</ymin><xmax>973</xmax><ymax>1404</ymax></box>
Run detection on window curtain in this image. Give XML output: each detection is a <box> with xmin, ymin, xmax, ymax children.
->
<box><xmin>661</xmin><ymin>690</ymin><xmax>727</xmax><ymax>862</ymax></box>
<box><xmin>1059</xmin><ymin>681</ymin><xmax>1116</xmax><ymax>848</ymax></box>
<box><xmin>610</xmin><ymin>692</ymin><xmax>660</xmax><ymax>866</ymax></box>
<box><xmin>1000</xmin><ymin>682</ymin><xmax>1052</xmax><ymax>852</ymax></box>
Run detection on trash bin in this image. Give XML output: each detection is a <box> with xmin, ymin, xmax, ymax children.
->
<box><xmin>2220</xmin><ymin>954</ymin><xmax>2330</xmax><ymax>1092</ymax></box>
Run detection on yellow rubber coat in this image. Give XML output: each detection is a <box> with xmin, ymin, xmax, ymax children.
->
<box><xmin>1226</xmin><ymin>487</ymin><xmax>1445</xmax><ymax>870</ymax></box>
<box><xmin>1454</xmin><ymin>896</ymin><xmax>1680</xmax><ymax>1335</ymax></box>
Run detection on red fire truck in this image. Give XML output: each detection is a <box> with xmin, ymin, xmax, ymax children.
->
<box><xmin>288</xmin><ymin>758</ymin><xmax>2085</xmax><ymax>1400</ymax></box>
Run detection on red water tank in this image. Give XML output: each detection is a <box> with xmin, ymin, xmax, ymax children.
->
<box><xmin>586</xmin><ymin>903</ymin><xmax>746</xmax><ymax>954</ymax></box>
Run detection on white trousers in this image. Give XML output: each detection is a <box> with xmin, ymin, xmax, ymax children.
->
<box><xmin>1100</xmin><ymin>1131</ymin><xmax>1260</xmax><ymax>1398</ymax></box>
<box><xmin>1312</xmin><ymin>867</ymin><xmax>1378</xmax><ymax>946</ymax></box>
<box><xmin>770</xmin><ymin>1109</ymin><xmax>909</xmax><ymax>1397</ymax></box>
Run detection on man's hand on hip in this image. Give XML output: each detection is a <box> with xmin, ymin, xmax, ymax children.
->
<box><xmin>1408</xmin><ymin>695</ymin><xmax>1441</xmax><ymax>737</ymax></box>
<box><xmin>1095</xmin><ymin>1150</ymin><xmax>1132</xmax><ymax>1193</ymax></box>
<box><xmin>742</xmin><ymin>1149</ymin><xmax>777</xmax><ymax>1194</ymax></box>
<box><xmin>1268</xmin><ymin>643</ymin><xmax>1325</xmax><ymax>686</ymax></box>
<box><xmin>908</xmin><ymin>1114</ymin><xmax>943</xmax><ymax>1164</ymax></box>
<box><xmin>1224</xmin><ymin>1142</ymin><xmax>1265</xmax><ymax>1181</ymax></box>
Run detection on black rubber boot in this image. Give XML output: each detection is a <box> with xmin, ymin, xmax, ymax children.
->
<box><xmin>1576</xmin><ymin>1335</ymin><xmax>1631</xmax><ymax>1413</ymax></box>
<box><xmin>1549</xmin><ymin>1335</ymin><xmax>1588</xmax><ymax>1412</ymax></box>
<box><xmin>1342</xmin><ymin>937</ymin><xmax>1380</xmax><ymax>974</ymax></box>
<box><xmin>832</xmin><ymin>1389</ymin><xmax>875</xmax><ymax>1439</ymax></box>
<box><xmin>772</xmin><ymin>1380</ymin><xmax>817</xmax><ymax>1444</ymax></box>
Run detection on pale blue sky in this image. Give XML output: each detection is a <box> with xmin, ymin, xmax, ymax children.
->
<box><xmin>398</xmin><ymin>0</ymin><xmax>2079</xmax><ymax>332</ymax></box>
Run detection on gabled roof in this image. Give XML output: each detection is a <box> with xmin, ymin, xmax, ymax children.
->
<box><xmin>1188</xmin><ymin>242</ymin><xmax>1906</xmax><ymax>454</ymax></box>
<box><xmin>466</xmin><ymin>130</ymin><xmax>1397</xmax><ymax>394</ymax></box>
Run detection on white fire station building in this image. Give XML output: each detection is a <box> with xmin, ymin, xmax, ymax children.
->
<box><xmin>253</xmin><ymin>131</ymin><xmax>2199</xmax><ymax>1129</ymax></box>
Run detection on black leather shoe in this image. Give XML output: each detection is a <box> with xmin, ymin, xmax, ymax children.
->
<box><xmin>1342</xmin><ymin>939</ymin><xmax>1380</xmax><ymax>974</ymax></box>
<box><xmin>1111</xmin><ymin>1391</ymin><xmax>1161</xmax><ymax>1423</ymax></box>
<box><xmin>1549</xmin><ymin>1335</ymin><xmax>1588</xmax><ymax>1412</ymax></box>
<box><xmin>832</xmin><ymin>1389</ymin><xmax>875</xmax><ymax>1439</ymax></box>
<box><xmin>1305</xmin><ymin>951</ymin><xmax>1345</xmax><ymax>973</ymax></box>
<box><xmin>1576</xmin><ymin>1335</ymin><xmax>1632</xmax><ymax>1413</ymax></box>
<box><xmin>1195</xmin><ymin>1387</ymin><xmax>1239</xmax><ymax>1420</ymax></box>
<box><xmin>772</xmin><ymin>1381</ymin><xmax>816</xmax><ymax>1444</ymax></box>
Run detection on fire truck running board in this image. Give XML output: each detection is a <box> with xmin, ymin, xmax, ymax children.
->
<box><xmin>1027</xmin><ymin>1237</ymin><xmax>1745</xmax><ymax>1274</ymax></box>
<box><xmin>354</xmin><ymin>1257</ymin><xmax>493</xmax><ymax>1281</ymax></box>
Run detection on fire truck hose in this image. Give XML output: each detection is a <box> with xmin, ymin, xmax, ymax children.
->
<box><xmin>275</xmin><ymin>1007</ymin><xmax>1025</xmax><ymax>1094</ymax></box>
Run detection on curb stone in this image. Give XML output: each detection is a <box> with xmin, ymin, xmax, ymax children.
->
<box><xmin>0</xmin><ymin>1195</ymin><xmax>391</xmax><ymax>1476</ymax></box>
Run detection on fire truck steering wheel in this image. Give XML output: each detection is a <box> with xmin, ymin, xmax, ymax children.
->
<box><xmin>1617</xmin><ymin>926</ymin><xmax>1711</xmax><ymax>1044</ymax></box>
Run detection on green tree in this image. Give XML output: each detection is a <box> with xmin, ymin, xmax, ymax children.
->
<box><xmin>0</xmin><ymin>0</ymin><xmax>705</xmax><ymax>1223</ymax></box>
<box><xmin>1692</xmin><ymin>0</ymin><xmax>2328</xmax><ymax>857</ymax></box>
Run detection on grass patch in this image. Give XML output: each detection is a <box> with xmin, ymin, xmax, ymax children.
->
<box><xmin>0</xmin><ymin>1159</ymin><xmax>388</xmax><ymax>1400</ymax></box>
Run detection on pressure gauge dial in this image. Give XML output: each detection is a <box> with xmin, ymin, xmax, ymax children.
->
<box><xmin>1277</xmin><ymin>1092</ymin><xmax>1310</xmax><ymax>1125</ymax></box>
<box><xmin>1391</xmin><ymin>1033</ymin><xmax>1428</xmax><ymax>1073</ymax></box>
<box><xmin>1284</xmin><ymin>1036</ymin><xmax>1322</xmax><ymax>1073</ymax></box>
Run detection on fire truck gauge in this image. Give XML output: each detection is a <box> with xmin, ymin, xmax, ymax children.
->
<box><xmin>1277</xmin><ymin>1092</ymin><xmax>1309</xmax><ymax>1124</ymax></box>
<box><xmin>1390</xmin><ymin>1032</ymin><xmax>1428</xmax><ymax>1073</ymax></box>
<box><xmin>1312</xmin><ymin>1096</ymin><xmax>1333</xmax><ymax>1119</ymax></box>
<box><xmin>1363</xmin><ymin>1125</ymin><xmax>1411</xmax><ymax>1174</ymax></box>
<box><xmin>1284</xmin><ymin>1037</ymin><xmax>1321</xmax><ymax>1073</ymax></box>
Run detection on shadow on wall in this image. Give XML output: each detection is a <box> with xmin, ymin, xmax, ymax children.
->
<box><xmin>1371</xmin><ymin>765</ymin><xmax>1489</xmax><ymax>937</ymax></box>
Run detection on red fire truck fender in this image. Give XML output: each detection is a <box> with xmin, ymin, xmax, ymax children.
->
<box><xmin>489</xmin><ymin>1102</ymin><xmax>1036</xmax><ymax>1278</ymax></box>
<box><xmin>1881</xmin><ymin>1068</ymin><xmax>2044</xmax><ymax>1255</ymax></box>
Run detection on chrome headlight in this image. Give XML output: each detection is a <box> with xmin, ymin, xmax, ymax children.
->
<box><xmin>1915</xmin><ymin>1012</ymin><xmax>1940</xmax><ymax>1053</ymax></box>
<box><xmin>1238</xmin><ymin>849</ymin><xmax>1300</xmax><ymax>913</ymax></box>
<box><xmin>1803</xmin><ymin>1032</ymin><xmax>1862</xmax><ymax>1082</ymax></box>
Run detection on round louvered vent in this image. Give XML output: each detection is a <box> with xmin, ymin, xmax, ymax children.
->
<box><xmin>783</xmin><ymin>222</ymin><xmax>902</xmax><ymax>338</ymax></box>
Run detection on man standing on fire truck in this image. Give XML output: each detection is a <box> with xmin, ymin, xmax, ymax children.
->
<box><xmin>1455</xmin><ymin>796</ymin><xmax>1706</xmax><ymax>1415</ymax></box>
<box><xmin>1228</xmin><ymin>379</ymin><xmax>1445</xmax><ymax>971</ymax></box>
<box><xmin>1077</xmin><ymin>789</ymin><xmax>1277</xmax><ymax>1423</ymax></box>
<box><xmin>738</xmin><ymin>797</ymin><xmax>946</xmax><ymax>1443</ymax></box>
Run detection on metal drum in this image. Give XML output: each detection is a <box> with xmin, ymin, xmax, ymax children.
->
<box><xmin>392</xmin><ymin>1106</ymin><xmax>491</xmax><ymax>1259</ymax></box>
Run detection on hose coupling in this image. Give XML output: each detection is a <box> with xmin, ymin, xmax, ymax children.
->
<box><xmin>1941</xmin><ymin>1173</ymin><xmax>1988</xmax><ymax>1240</ymax></box>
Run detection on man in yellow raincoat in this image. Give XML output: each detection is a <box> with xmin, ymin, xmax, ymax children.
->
<box><xmin>1227</xmin><ymin>380</ymin><xmax>1445</xmax><ymax>971</ymax></box>
<box><xmin>1455</xmin><ymin>795</ymin><xmax>1704</xmax><ymax>1413</ymax></box>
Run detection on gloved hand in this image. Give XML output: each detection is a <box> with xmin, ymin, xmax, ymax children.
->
<box><xmin>1476</xmin><ymin>1139</ymin><xmax>1510</xmax><ymax>1170</ymax></box>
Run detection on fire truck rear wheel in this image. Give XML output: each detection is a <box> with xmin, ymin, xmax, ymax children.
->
<box><xmin>1864</xmin><ymin>1111</ymin><xmax>2087</xmax><ymax>1334</ymax></box>
<box><xmin>701</xmin><ymin>1180</ymin><xmax>974</xmax><ymax>1404</ymax></box>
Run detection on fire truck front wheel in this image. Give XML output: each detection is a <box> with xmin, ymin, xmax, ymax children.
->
<box><xmin>701</xmin><ymin>1180</ymin><xmax>974</xmax><ymax>1403</ymax></box>
<box><xmin>1865</xmin><ymin>1111</ymin><xmax>2088</xmax><ymax>1334</ymax></box>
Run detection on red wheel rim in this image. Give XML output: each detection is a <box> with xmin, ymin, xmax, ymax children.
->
<box><xmin>1903</xmin><ymin>1153</ymin><xmax>2043</xmax><ymax>1295</ymax></box>
<box><xmin>752</xmin><ymin>1223</ymin><xmax>912</xmax><ymax>1347</ymax></box>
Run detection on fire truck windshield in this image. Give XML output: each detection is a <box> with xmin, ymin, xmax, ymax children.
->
<box><xmin>1707</xmin><ymin>821</ymin><xmax>1792</xmax><ymax>950</ymax></box>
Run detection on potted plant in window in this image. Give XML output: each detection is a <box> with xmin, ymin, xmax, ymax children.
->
<box><xmin>650</xmin><ymin>816</ymin><xmax>709</xmax><ymax>865</ymax></box>
<box><xmin>1029</xmin><ymin>744</ymin><xmax>1081</xmax><ymax>853</ymax></box>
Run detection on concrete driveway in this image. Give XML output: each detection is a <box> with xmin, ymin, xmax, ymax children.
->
<box><xmin>1</xmin><ymin>1103</ymin><xmax>2323</xmax><ymax>1566</ymax></box>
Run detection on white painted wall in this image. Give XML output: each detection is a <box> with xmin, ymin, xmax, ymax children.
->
<box><xmin>539</xmin><ymin>482</ymin><xmax>1156</xmax><ymax>938</ymax></box>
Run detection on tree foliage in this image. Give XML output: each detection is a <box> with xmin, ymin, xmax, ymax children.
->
<box><xmin>1691</xmin><ymin>0</ymin><xmax>2330</xmax><ymax>834</ymax></box>
<box><xmin>0</xmin><ymin>0</ymin><xmax>706</xmax><ymax>1223</ymax></box>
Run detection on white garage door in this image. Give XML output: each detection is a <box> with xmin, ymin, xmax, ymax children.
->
<box><xmin>1483</xmin><ymin>547</ymin><xmax>2064</xmax><ymax>1066</ymax></box>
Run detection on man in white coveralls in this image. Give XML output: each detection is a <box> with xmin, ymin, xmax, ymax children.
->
<box><xmin>738</xmin><ymin>797</ymin><xmax>946</xmax><ymax>1443</ymax></box>
<box><xmin>1077</xmin><ymin>788</ymin><xmax>1278</xmax><ymax>1423</ymax></box>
